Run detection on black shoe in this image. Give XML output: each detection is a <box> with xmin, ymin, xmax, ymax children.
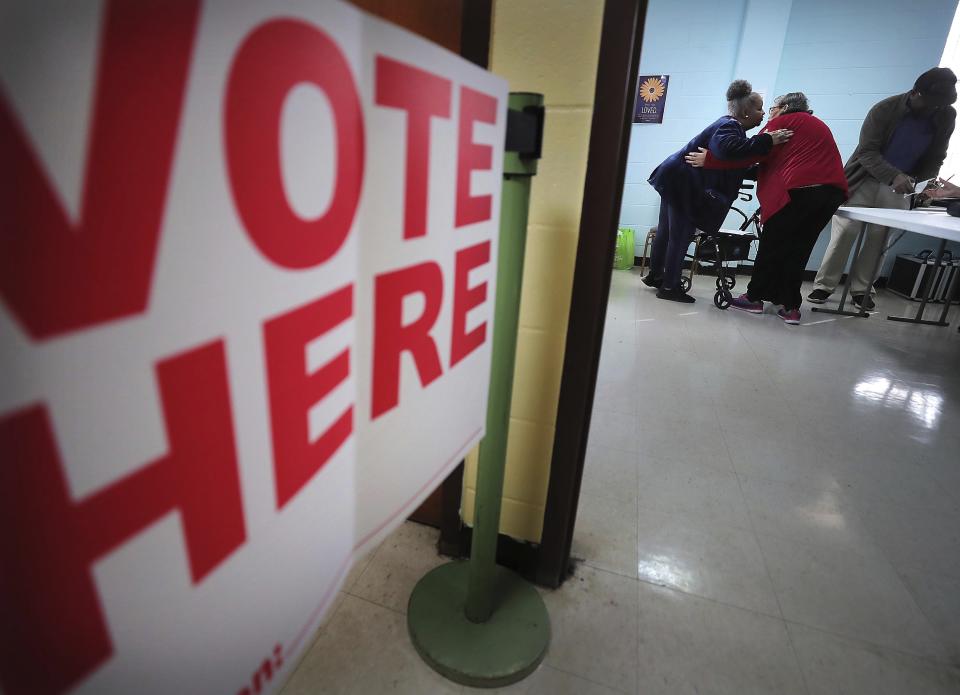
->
<box><xmin>851</xmin><ymin>294</ymin><xmax>876</xmax><ymax>312</ymax></box>
<box><xmin>642</xmin><ymin>273</ymin><xmax>663</xmax><ymax>288</ymax></box>
<box><xmin>656</xmin><ymin>288</ymin><xmax>696</xmax><ymax>303</ymax></box>
<box><xmin>807</xmin><ymin>289</ymin><xmax>831</xmax><ymax>304</ymax></box>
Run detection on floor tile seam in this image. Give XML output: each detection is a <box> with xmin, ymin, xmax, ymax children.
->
<box><xmin>634</xmin><ymin>575</ymin><xmax>786</xmax><ymax>622</ymax></box>
<box><xmin>540</xmin><ymin>663</ymin><xmax>632</xmax><ymax>694</ymax></box>
<box><xmin>585</xmin><ymin>440</ymin><xmax>639</xmax><ymax>456</ymax></box>
<box><xmin>739</xmin><ymin>515</ymin><xmax>893</xmax><ymax>565</ymax></box>
<box><xmin>697</xmin><ymin>419</ymin><xmax>740</xmax><ymax>473</ymax></box>
<box><xmin>929</xmin><ymin>469</ymin><xmax>960</xmax><ymax>509</ymax></box>
<box><xmin>781</xmin><ymin>617</ymin><xmax>960</xmax><ymax>671</ymax></box>
<box><xmin>884</xmin><ymin>559</ymin><xmax>960</xmax><ymax>658</ymax></box>
<box><xmin>572</xmin><ymin>561</ymin><xmax>641</xmax><ymax>586</ymax></box>
<box><xmin>578</xmin><ymin>557</ymin><xmax>639</xmax><ymax>582</ymax></box>
<box><xmin>586</xmin><ymin>442</ymin><xmax>645</xmax><ymax>460</ymax></box>
<box><xmin>781</xmin><ymin>618</ymin><xmax>815</xmax><ymax>695</ymax></box>
<box><xmin>634</xmin><ymin>499</ymin><xmax>756</xmax><ymax>536</ymax></box>
<box><xmin>732</xmin><ymin>464</ymin><xmax>857</xmax><ymax>493</ymax></box>
<box><xmin>731</xmin><ymin>474</ymin><xmax>897</xmax><ymax>553</ymax></box>
<box><xmin>892</xmin><ymin>572</ymin><xmax>960</xmax><ymax>667</ymax></box>
<box><xmin>635</xmin><ymin>454</ymin><xmax>738</xmax><ymax>477</ymax></box>
<box><xmin>842</xmin><ymin>504</ymin><xmax>960</xmax><ymax>577</ymax></box>
<box><xmin>302</xmin><ymin>593</ymin><xmax>350</xmax><ymax>651</ymax></box>
<box><xmin>731</xmin><ymin>320</ymin><xmax>781</xmax><ymax>377</ymax></box>
<box><xmin>869</xmin><ymin>495</ymin><xmax>960</xmax><ymax>525</ymax></box>
<box><xmin>582</xmin><ymin>487</ymin><xmax>640</xmax><ymax>507</ymax></box>
<box><xmin>851</xmin><ymin>483</ymin><xmax>960</xmax><ymax>521</ymax></box>
<box><xmin>591</xmin><ymin>405</ymin><xmax>639</xmax><ymax>419</ymax></box>
<box><xmin>892</xmin><ymin>560</ymin><xmax>960</xmax><ymax>586</ymax></box>
<box><xmin>729</xmin><ymin>465</ymin><xmax>843</xmax><ymax>492</ymax></box>
<box><xmin>342</xmin><ymin>555</ymin><xmax>379</xmax><ymax>596</ymax></box>
<box><xmin>731</xmin><ymin>464</ymin><xmax>791</xmax><ymax>627</ymax></box>
<box><xmin>597</xmin><ymin>343</ymin><xmax>639</xmax><ymax>355</ymax></box>
<box><xmin>578</xmin><ymin>489</ymin><xmax>638</xmax><ymax>515</ymax></box>
<box><xmin>716</xmin><ymin>426</ymin><xmax>755</xmax><ymax>507</ymax></box>
<box><xmin>732</xmin><ymin>425</ymin><xmax>817</xmax><ymax>693</ymax></box>
<box><xmin>634</xmin><ymin>566</ymin><xmax>641</xmax><ymax>695</ymax></box>
<box><xmin>739</xmin><ymin>360</ymin><xmax>813</xmax><ymax>404</ymax></box>
<box><xmin>562</xmin><ymin>553</ymin><xmax>643</xmax><ymax>689</ymax></box>
<box><xmin>341</xmin><ymin>589</ymin><xmax>408</xmax><ymax>617</ymax></box>
<box><xmin>751</xmin><ymin>526</ymin><xmax>913</xmax><ymax>580</ymax></box>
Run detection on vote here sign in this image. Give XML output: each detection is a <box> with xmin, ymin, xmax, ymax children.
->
<box><xmin>0</xmin><ymin>2</ymin><xmax>507</xmax><ymax>694</ymax></box>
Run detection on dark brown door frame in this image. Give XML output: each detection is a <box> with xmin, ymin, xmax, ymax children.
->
<box><xmin>536</xmin><ymin>0</ymin><xmax>647</xmax><ymax>588</ymax></box>
<box><xmin>459</xmin><ymin>0</ymin><xmax>493</xmax><ymax>68</ymax></box>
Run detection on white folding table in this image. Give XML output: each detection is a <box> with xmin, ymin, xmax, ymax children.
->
<box><xmin>810</xmin><ymin>205</ymin><xmax>960</xmax><ymax>327</ymax></box>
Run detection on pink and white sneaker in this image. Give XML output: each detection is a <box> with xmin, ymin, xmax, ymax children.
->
<box><xmin>777</xmin><ymin>307</ymin><xmax>801</xmax><ymax>325</ymax></box>
<box><xmin>729</xmin><ymin>293</ymin><xmax>763</xmax><ymax>313</ymax></box>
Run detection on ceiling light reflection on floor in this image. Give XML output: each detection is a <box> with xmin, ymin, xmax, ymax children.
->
<box><xmin>637</xmin><ymin>554</ymin><xmax>694</xmax><ymax>592</ymax></box>
<box><xmin>852</xmin><ymin>376</ymin><xmax>943</xmax><ymax>429</ymax></box>
<box><xmin>802</xmin><ymin>491</ymin><xmax>848</xmax><ymax>531</ymax></box>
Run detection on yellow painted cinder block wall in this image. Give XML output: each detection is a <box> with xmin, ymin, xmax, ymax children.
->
<box><xmin>462</xmin><ymin>0</ymin><xmax>604</xmax><ymax>542</ymax></box>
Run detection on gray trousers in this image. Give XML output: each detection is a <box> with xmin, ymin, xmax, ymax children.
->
<box><xmin>813</xmin><ymin>178</ymin><xmax>910</xmax><ymax>296</ymax></box>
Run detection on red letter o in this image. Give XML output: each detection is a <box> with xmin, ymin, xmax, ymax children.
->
<box><xmin>225</xmin><ymin>20</ymin><xmax>364</xmax><ymax>268</ymax></box>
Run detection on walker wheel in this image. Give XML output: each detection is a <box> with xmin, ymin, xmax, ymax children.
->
<box><xmin>714</xmin><ymin>290</ymin><xmax>731</xmax><ymax>310</ymax></box>
<box><xmin>679</xmin><ymin>277</ymin><xmax>691</xmax><ymax>293</ymax></box>
<box><xmin>715</xmin><ymin>275</ymin><xmax>736</xmax><ymax>291</ymax></box>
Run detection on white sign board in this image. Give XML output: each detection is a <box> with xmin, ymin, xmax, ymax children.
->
<box><xmin>0</xmin><ymin>2</ymin><xmax>507</xmax><ymax>694</ymax></box>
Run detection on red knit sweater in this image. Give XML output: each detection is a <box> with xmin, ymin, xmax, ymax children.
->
<box><xmin>702</xmin><ymin>111</ymin><xmax>848</xmax><ymax>221</ymax></box>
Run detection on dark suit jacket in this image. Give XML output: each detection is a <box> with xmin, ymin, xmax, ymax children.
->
<box><xmin>648</xmin><ymin>116</ymin><xmax>773</xmax><ymax>233</ymax></box>
<box><xmin>844</xmin><ymin>93</ymin><xmax>956</xmax><ymax>190</ymax></box>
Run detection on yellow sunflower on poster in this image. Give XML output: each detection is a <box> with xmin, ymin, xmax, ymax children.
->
<box><xmin>639</xmin><ymin>77</ymin><xmax>665</xmax><ymax>103</ymax></box>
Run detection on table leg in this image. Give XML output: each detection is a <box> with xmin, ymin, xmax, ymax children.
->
<box><xmin>888</xmin><ymin>239</ymin><xmax>950</xmax><ymax>326</ymax></box>
<box><xmin>811</xmin><ymin>226</ymin><xmax>869</xmax><ymax>318</ymax></box>
<box><xmin>934</xmin><ymin>249</ymin><xmax>959</xmax><ymax>327</ymax></box>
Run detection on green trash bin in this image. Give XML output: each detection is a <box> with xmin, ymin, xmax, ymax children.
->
<box><xmin>613</xmin><ymin>226</ymin><xmax>634</xmax><ymax>270</ymax></box>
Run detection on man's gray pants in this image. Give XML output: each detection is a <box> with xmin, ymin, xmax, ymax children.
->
<box><xmin>813</xmin><ymin>178</ymin><xmax>910</xmax><ymax>297</ymax></box>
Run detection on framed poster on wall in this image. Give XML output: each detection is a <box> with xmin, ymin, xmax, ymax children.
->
<box><xmin>634</xmin><ymin>74</ymin><xmax>669</xmax><ymax>123</ymax></box>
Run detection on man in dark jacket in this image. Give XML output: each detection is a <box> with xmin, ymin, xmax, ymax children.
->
<box><xmin>808</xmin><ymin>67</ymin><xmax>957</xmax><ymax>311</ymax></box>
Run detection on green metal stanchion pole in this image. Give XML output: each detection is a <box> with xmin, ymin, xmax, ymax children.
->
<box><xmin>407</xmin><ymin>93</ymin><xmax>549</xmax><ymax>688</ymax></box>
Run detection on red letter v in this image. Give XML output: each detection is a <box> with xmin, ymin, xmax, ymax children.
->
<box><xmin>0</xmin><ymin>0</ymin><xmax>201</xmax><ymax>340</ymax></box>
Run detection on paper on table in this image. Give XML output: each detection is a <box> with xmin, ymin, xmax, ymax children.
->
<box><xmin>905</xmin><ymin>178</ymin><xmax>936</xmax><ymax>197</ymax></box>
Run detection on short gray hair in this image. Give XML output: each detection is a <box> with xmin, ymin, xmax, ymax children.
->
<box><xmin>774</xmin><ymin>92</ymin><xmax>810</xmax><ymax>114</ymax></box>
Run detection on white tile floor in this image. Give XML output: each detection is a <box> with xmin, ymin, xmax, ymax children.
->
<box><xmin>281</xmin><ymin>269</ymin><xmax>960</xmax><ymax>694</ymax></box>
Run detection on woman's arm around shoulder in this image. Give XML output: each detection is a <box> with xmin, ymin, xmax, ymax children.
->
<box><xmin>709</xmin><ymin>118</ymin><xmax>771</xmax><ymax>159</ymax></box>
<box><xmin>709</xmin><ymin>117</ymin><xmax>792</xmax><ymax>160</ymax></box>
<box><xmin>685</xmin><ymin>147</ymin><xmax>759</xmax><ymax>170</ymax></box>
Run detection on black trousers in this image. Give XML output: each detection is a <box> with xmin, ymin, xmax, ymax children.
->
<box><xmin>651</xmin><ymin>197</ymin><xmax>697</xmax><ymax>290</ymax></box>
<box><xmin>747</xmin><ymin>185</ymin><xmax>846</xmax><ymax>310</ymax></box>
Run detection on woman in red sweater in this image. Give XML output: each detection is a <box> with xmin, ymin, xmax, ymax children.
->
<box><xmin>685</xmin><ymin>92</ymin><xmax>848</xmax><ymax>324</ymax></box>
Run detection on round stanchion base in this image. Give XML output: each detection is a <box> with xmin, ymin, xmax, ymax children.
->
<box><xmin>407</xmin><ymin>561</ymin><xmax>550</xmax><ymax>688</ymax></box>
